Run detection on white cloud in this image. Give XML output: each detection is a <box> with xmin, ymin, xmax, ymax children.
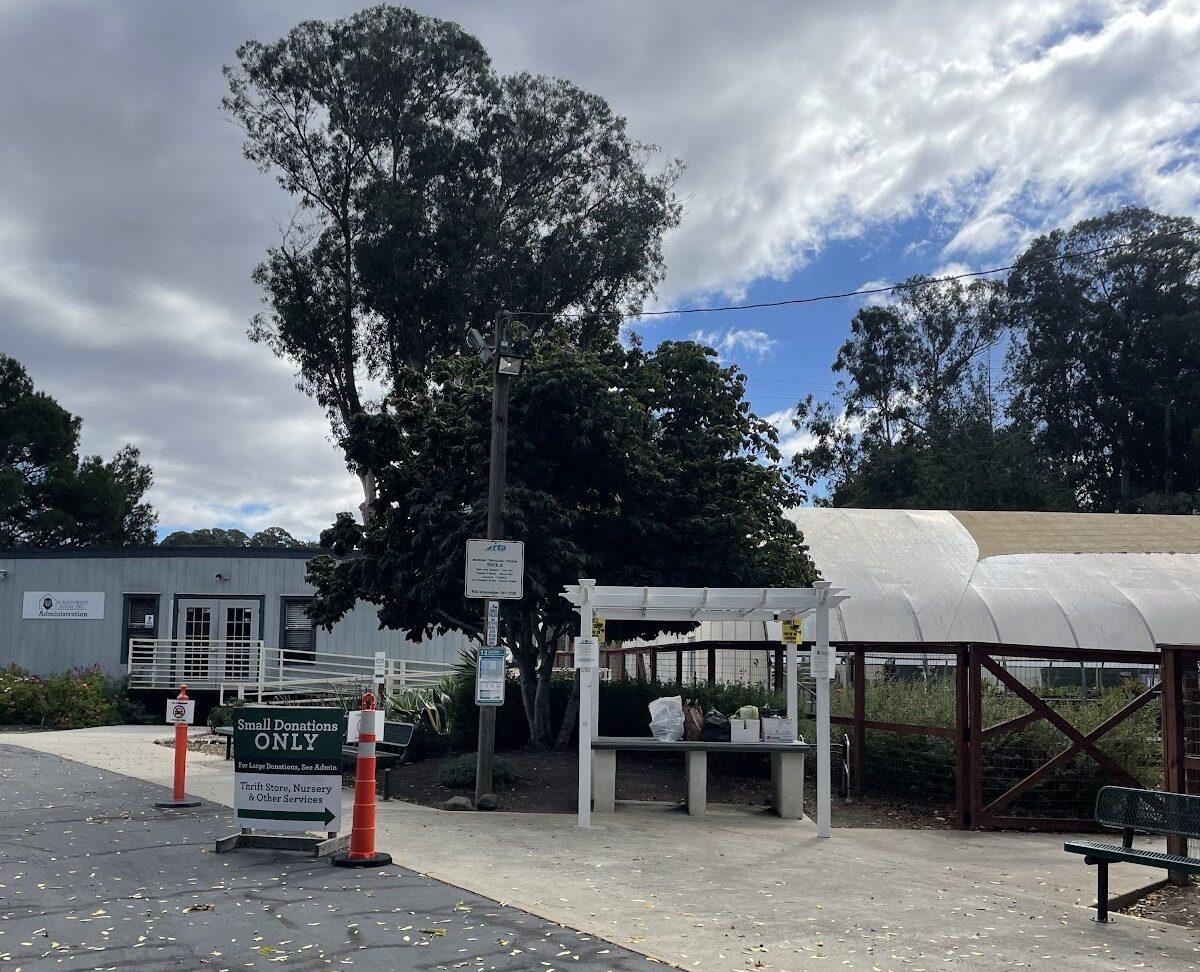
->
<box><xmin>689</xmin><ymin>327</ymin><xmax>779</xmax><ymax>362</ymax></box>
<box><xmin>1</xmin><ymin>0</ymin><xmax>1199</xmax><ymax>536</ymax></box>
<box><xmin>764</xmin><ymin>409</ymin><xmax>816</xmax><ymax>462</ymax></box>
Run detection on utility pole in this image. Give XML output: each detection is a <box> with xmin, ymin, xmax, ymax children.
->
<box><xmin>475</xmin><ymin>309</ymin><xmax>512</xmax><ymax>807</ymax></box>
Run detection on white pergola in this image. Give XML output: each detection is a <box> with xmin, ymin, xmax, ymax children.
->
<box><xmin>561</xmin><ymin>580</ymin><xmax>848</xmax><ymax>836</ymax></box>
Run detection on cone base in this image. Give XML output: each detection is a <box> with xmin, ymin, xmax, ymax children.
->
<box><xmin>155</xmin><ymin>799</ymin><xmax>201</xmax><ymax>808</ymax></box>
<box><xmin>331</xmin><ymin>851</ymin><xmax>392</xmax><ymax>868</ymax></box>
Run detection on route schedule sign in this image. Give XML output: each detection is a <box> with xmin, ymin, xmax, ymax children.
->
<box><xmin>464</xmin><ymin>539</ymin><xmax>524</xmax><ymax>599</ymax></box>
<box><xmin>232</xmin><ymin>707</ymin><xmax>346</xmax><ymax>833</ymax></box>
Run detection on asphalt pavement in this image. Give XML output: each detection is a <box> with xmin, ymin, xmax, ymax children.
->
<box><xmin>0</xmin><ymin>744</ymin><xmax>660</xmax><ymax>971</ymax></box>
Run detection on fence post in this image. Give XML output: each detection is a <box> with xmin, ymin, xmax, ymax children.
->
<box><xmin>707</xmin><ymin>646</ymin><xmax>716</xmax><ymax>685</ymax></box>
<box><xmin>1162</xmin><ymin>646</ymin><xmax>1189</xmax><ymax>883</ymax></box>
<box><xmin>954</xmin><ymin>646</ymin><xmax>971</xmax><ymax>829</ymax></box>
<box><xmin>850</xmin><ymin>649</ymin><xmax>865</xmax><ymax>800</ymax></box>
<box><xmin>675</xmin><ymin>648</ymin><xmax>683</xmax><ymax>684</ymax></box>
<box><xmin>968</xmin><ymin>645</ymin><xmax>984</xmax><ymax>828</ymax></box>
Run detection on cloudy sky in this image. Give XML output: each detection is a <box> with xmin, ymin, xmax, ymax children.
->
<box><xmin>2</xmin><ymin>0</ymin><xmax>1198</xmax><ymax>538</ymax></box>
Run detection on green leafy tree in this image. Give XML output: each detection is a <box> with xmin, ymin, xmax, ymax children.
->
<box><xmin>793</xmin><ymin>277</ymin><xmax>1072</xmax><ymax>509</ymax></box>
<box><xmin>308</xmin><ymin>337</ymin><xmax>815</xmax><ymax>748</ymax></box>
<box><xmin>224</xmin><ymin>5</ymin><xmax>680</xmax><ymax>514</ymax></box>
<box><xmin>0</xmin><ymin>354</ymin><xmax>156</xmax><ymax>547</ymax></box>
<box><xmin>159</xmin><ymin>526</ymin><xmax>313</xmax><ymax>548</ymax></box>
<box><xmin>1007</xmin><ymin>207</ymin><xmax>1200</xmax><ymax>512</ymax></box>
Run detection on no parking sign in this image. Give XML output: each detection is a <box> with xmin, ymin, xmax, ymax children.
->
<box><xmin>165</xmin><ymin>699</ymin><xmax>195</xmax><ymax>725</ymax></box>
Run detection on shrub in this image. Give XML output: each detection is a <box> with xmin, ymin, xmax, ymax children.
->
<box><xmin>386</xmin><ymin>681</ymin><xmax>453</xmax><ymax>759</ymax></box>
<box><xmin>436</xmin><ymin>752</ymin><xmax>518</xmax><ymax>788</ymax></box>
<box><xmin>0</xmin><ymin>665</ymin><xmax>47</xmax><ymax>725</ymax></box>
<box><xmin>207</xmin><ymin>697</ymin><xmax>247</xmax><ymax>729</ymax></box>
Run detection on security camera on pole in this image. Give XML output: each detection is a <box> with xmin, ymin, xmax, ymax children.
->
<box><xmin>464</xmin><ymin>310</ymin><xmax>527</xmax><ymax>811</ymax></box>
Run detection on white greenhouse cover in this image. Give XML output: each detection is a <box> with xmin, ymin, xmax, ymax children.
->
<box><xmin>781</xmin><ymin>509</ymin><xmax>1200</xmax><ymax>652</ymax></box>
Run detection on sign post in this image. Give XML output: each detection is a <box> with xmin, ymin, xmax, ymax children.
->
<box><xmin>155</xmin><ymin>684</ymin><xmax>200</xmax><ymax>809</ymax></box>
<box><xmin>780</xmin><ymin>617</ymin><xmax>802</xmax><ymax>742</ymax></box>
<box><xmin>215</xmin><ymin>706</ymin><xmax>348</xmax><ymax>857</ymax></box>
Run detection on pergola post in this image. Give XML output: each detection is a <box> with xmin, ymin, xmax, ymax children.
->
<box><xmin>577</xmin><ymin>578</ymin><xmax>595</xmax><ymax>828</ymax></box>
<box><xmin>814</xmin><ymin>580</ymin><xmax>832</xmax><ymax>838</ymax></box>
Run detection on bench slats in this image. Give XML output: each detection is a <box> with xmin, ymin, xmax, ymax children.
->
<box><xmin>1096</xmin><ymin>786</ymin><xmax>1200</xmax><ymax>840</ymax></box>
<box><xmin>1065</xmin><ymin>839</ymin><xmax>1200</xmax><ymax>873</ymax></box>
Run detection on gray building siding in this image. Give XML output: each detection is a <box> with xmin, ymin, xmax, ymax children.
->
<box><xmin>0</xmin><ymin>548</ymin><xmax>469</xmax><ymax>677</ymax></box>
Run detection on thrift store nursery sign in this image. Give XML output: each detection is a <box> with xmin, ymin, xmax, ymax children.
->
<box><xmin>232</xmin><ymin>707</ymin><xmax>346</xmax><ymax>833</ymax></box>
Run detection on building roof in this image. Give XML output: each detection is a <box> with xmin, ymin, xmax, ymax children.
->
<box><xmin>785</xmin><ymin>508</ymin><xmax>1200</xmax><ymax>651</ymax></box>
<box><xmin>0</xmin><ymin>546</ymin><xmax>322</xmax><ymax>560</ymax></box>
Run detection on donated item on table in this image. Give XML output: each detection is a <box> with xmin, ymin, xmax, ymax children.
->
<box><xmin>648</xmin><ymin>695</ymin><xmax>685</xmax><ymax>742</ymax></box>
<box><xmin>734</xmin><ymin>705</ymin><xmax>760</xmax><ymax>721</ymax></box>
<box><xmin>700</xmin><ymin>708</ymin><xmax>731</xmax><ymax>742</ymax></box>
<box><xmin>730</xmin><ymin>717</ymin><xmax>761</xmax><ymax>742</ymax></box>
<box><xmin>761</xmin><ymin>716</ymin><xmax>796</xmax><ymax>743</ymax></box>
<box><xmin>683</xmin><ymin>702</ymin><xmax>704</xmax><ymax>741</ymax></box>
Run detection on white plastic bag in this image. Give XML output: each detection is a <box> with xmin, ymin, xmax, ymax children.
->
<box><xmin>648</xmin><ymin>695</ymin><xmax>685</xmax><ymax>742</ymax></box>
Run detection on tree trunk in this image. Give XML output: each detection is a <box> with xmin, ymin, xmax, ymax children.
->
<box><xmin>555</xmin><ymin>672</ymin><xmax>581</xmax><ymax>750</ymax></box>
<box><xmin>515</xmin><ymin>652</ymin><xmax>538</xmax><ymax>735</ymax></box>
<box><xmin>531</xmin><ymin>649</ymin><xmax>556</xmax><ymax>749</ymax></box>
<box><xmin>357</xmin><ymin>469</ymin><xmax>377</xmax><ymax>522</ymax></box>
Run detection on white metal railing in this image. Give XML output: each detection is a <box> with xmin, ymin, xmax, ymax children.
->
<box><xmin>128</xmin><ymin>639</ymin><xmax>454</xmax><ymax>702</ymax></box>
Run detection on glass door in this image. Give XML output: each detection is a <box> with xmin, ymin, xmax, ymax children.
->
<box><xmin>221</xmin><ymin>601</ymin><xmax>257</xmax><ymax>681</ymax></box>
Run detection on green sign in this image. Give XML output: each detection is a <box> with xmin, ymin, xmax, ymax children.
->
<box><xmin>232</xmin><ymin>707</ymin><xmax>346</xmax><ymax>833</ymax></box>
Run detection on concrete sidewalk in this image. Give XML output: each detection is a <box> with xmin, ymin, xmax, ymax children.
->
<box><xmin>3</xmin><ymin>725</ymin><xmax>1199</xmax><ymax>970</ymax></box>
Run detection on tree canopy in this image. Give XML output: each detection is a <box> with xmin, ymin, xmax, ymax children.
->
<box><xmin>159</xmin><ymin>526</ymin><xmax>315</xmax><ymax>548</ymax></box>
<box><xmin>0</xmin><ymin>354</ymin><xmax>156</xmax><ymax>547</ymax></box>
<box><xmin>794</xmin><ymin>206</ymin><xmax>1200</xmax><ymax>514</ymax></box>
<box><xmin>224</xmin><ymin>4</ymin><xmax>681</xmax><ymax>511</ymax></box>
<box><xmin>1007</xmin><ymin>207</ymin><xmax>1200</xmax><ymax>513</ymax></box>
<box><xmin>308</xmin><ymin>335</ymin><xmax>815</xmax><ymax>747</ymax></box>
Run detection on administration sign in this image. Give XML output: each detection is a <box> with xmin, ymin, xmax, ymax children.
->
<box><xmin>232</xmin><ymin>707</ymin><xmax>346</xmax><ymax>833</ymax></box>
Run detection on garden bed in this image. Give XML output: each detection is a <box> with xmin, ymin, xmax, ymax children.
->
<box><xmin>384</xmin><ymin>749</ymin><xmax>950</xmax><ymax>829</ymax></box>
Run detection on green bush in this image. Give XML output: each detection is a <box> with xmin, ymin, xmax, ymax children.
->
<box><xmin>386</xmin><ymin>682</ymin><xmax>453</xmax><ymax>759</ymax></box>
<box><xmin>829</xmin><ymin>679</ymin><xmax>1162</xmax><ymax>815</ymax></box>
<box><xmin>207</xmin><ymin>697</ymin><xmax>247</xmax><ymax>729</ymax></box>
<box><xmin>0</xmin><ymin>665</ymin><xmax>48</xmax><ymax>724</ymax></box>
<box><xmin>436</xmin><ymin>752</ymin><xmax>518</xmax><ymax>788</ymax></box>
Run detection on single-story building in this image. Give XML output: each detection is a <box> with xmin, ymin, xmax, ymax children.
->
<box><xmin>0</xmin><ymin>546</ymin><xmax>469</xmax><ymax>692</ymax></box>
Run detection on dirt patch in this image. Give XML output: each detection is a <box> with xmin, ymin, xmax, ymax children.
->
<box><xmin>1119</xmin><ymin>880</ymin><xmax>1200</xmax><ymax>927</ymax></box>
<box><xmin>385</xmin><ymin>749</ymin><xmax>952</xmax><ymax>829</ymax></box>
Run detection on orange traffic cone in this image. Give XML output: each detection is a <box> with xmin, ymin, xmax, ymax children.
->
<box><xmin>156</xmin><ymin>684</ymin><xmax>201</xmax><ymax>809</ymax></box>
<box><xmin>332</xmin><ymin>692</ymin><xmax>392</xmax><ymax>868</ymax></box>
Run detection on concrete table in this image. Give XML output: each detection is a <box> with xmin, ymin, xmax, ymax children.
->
<box><xmin>591</xmin><ymin>737</ymin><xmax>814</xmax><ymax>819</ymax></box>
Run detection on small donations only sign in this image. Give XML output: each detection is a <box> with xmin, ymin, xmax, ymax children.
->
<box><xmin>232</xmin><ymin>707</ymin><xmax>346</xmax><ymax>833</ymax></box>
<box><xmin>475</xmin><ymin>647</ymin><xmax>506</xmax><ymax>705</ymax></box>
<box><xmin>464</xmin><ymin>539</ymin><xmax>524</xmax><ymax>599</ymax></box>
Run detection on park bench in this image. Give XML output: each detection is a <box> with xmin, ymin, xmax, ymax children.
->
<box><xmin>212</xmin><ymin>720</ymin><xmax>415</xmax><ymax>801</ymax></box>
<box><xmin>591</xmin><ymin>737</ymin><xmax>815</xmax><ymax>819</ymax></box>
<box><xmin>1065</xmin><ymin>786</ymin><xmax>1200</xmax><ymax>922</ymax></box>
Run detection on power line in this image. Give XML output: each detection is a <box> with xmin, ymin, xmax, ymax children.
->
<box><xmin>512</xmin><ymin>226</ymin><xmax>1200</xmax><ymax>322</ymax></box>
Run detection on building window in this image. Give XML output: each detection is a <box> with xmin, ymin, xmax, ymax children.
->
<box><xmin>122</xmin><ymin>595</ymin><xmax>158</xmax><ymax>665</ymax></box>
<box><xmin>281</xmin><ymin>598</ymin><xmax>316</xmax><ymax>664</ymax></box>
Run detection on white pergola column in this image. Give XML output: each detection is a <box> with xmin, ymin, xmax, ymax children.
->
<box><xmin>577</xmin><ymin>578</ymin><xmax>595</xmax><ymax>828</ymax></box>
<box><xmin>814</xmin><ymin>580</ymin><xmax>832</xmax><ymax>838</ymax></box>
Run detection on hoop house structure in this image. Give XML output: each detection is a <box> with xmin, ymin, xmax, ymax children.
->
<box><xmin>561</xmin><ymin>580</ymin><xmax>848</xmax><ymax>835</ymax></box>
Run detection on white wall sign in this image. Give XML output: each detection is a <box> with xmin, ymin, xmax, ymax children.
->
<box><xmin>22</xmin><ymin>592</ymin><xmax>105</xmax><ymax>620</ymax></box>
<box><xmin>464</xmin><ymin>539</ymin><xmax>524</xmax><ymax>599</ymax></box>
<box><xmin>165</xmin><ymin>699</ymin><xmax>196</xmax><ymax>725</ymax></box>
<box><xmin>373</xmin><ymin>651</ymin><xmax>387</xmax><ymax>678</ymax></box>
<box><xmin>573</xmin><ymin>636</ymin><xmax>599</xmax><ymax>670</ymax></box>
